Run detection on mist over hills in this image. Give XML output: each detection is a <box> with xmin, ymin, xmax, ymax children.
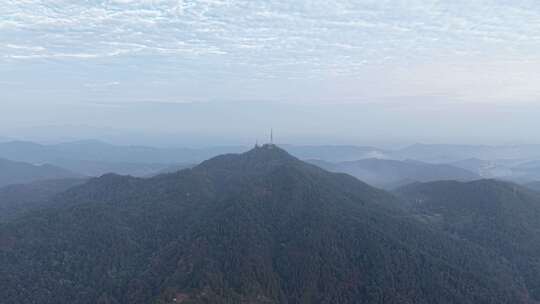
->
<box><xmin>526</xmin><ymin>181</ymin><xmax>540</xmax><ymax>192</ymax></box>
<box><xmin>449</xmin><ymin>158</ymin><xmax>513</xmax><ymax>178</ymax></box>
<box><xmin>309</xmin><ymin>158</ymin><xmax>479</xmax><ymax>189</ymax></box>
<box><xmin>0</xmin><ymin>140</ymin><xmax>246</xmax><ymax>165</ymax></box>
<box><xmin>394</xmin><ymin>143</ymin><xmax>540</xmax><ymax>163</ymax></box>
<box><xmin>0</xmin><ymin>145</ymin><xmax>530</xmax><ymax>304</ymax></box>
<box><xmin>3</xmin><ymin>139</ymin><xmax>540</xmax><ymax>182</ymax></box>
<box><xmin>282</xmin><ymin>145</ymin><xmax>388</xmax><ymax>162</ymax></box>
<box><xmin>0</xmin><ymin>140</ymin><xmax>246</xmax><ymax>177</ymax></box>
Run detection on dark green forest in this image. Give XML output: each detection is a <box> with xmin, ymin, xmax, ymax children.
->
<box><xmin>0</xmin><ymin>145</ymin><xmax>536</xmax><ymax>303</ymax></box>
<box><xmin>396</xmin><ymin>179</ymin><xmax>540</xmax><ymax>301</ymax></box>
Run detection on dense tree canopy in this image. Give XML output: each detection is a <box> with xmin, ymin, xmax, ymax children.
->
<box><xmin>0</xmin><ymin>146</ymin><xmax>532</xmax><ymax>303</ymax></box>
<box><xmin>396</xmin><ymin>179</ymin><xmax>540</xmax><ymax>301</ymax></box>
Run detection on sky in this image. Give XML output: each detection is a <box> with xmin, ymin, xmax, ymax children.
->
<box><xmin>1</xmin><ymin>0</ymin><xmax>540</xmax><ymax>146</ymax></box>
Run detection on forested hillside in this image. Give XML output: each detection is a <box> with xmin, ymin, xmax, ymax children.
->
<box><xmin>396</xmin><ymin>179</ymin><xmax>540</xmax><ymax>301</ymax></box>
<box><xmin>0</xmin><ymin>146</ymin><xmax>530</xmax><ymax>303</ymax></box>
<box><xmin>0</xmin><ymin>178</ymin><xmax>86</xmax><ymax>222</ymax></box>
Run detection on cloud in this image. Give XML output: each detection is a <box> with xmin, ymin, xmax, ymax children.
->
<box><xmin>1</xmin><ymin>0</ymin><xmax>540</xmax><ymax>104</ymax></box>
<box><xmin>2</xmin><ymin>1</ymin><xmax>538</xmax><ymax>67</ymax></box>
<box><xmin>84</xmin><ymin>81</ymin><xmax>121</xmax><ymax>89</ymax></box>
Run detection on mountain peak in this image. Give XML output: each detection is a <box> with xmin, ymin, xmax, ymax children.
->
<box><xmin>196</xmin><ymin>144</ymin><xmax>299</xmax><ymax>173</ymax></box>
<box><xmin>247</xmin><ymin>143</ymin><xmax>293</xmax><ymax>158</ymax></box>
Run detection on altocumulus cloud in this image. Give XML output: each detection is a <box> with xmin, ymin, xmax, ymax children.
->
<box><xmin>1</xmin><ymin>0</ymin><xmax>540</xmax><ymax>104</ymax></box>
<box><xmin>2</xmin><ymin>1</ymin><xmax>540</xmax><ymax>68</ymax></box>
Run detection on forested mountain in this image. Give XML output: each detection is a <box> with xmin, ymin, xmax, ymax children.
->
<box><xmin>0</xmin><ymin>141</ymin><xmax>387</xmax><ymax>176</ymax></box>
<box><xmin>0</xmin><ymin>178</ymin><xmax>86</xmax><ymax>222</ymax></box>
<box><xmin>0</xmin><ymin>158</ymin><xmax>81</xmax><ymax>187</ymax></box>
<box><xmin>0</xmin><ymin>145</ymin><xmax>530</xmax><ymax>304</ymax></box>
<box><xmin>396</xmin><ymin>179</ymin><xmax>540</xmax><ymax>301</ymax></box>
<box><xmin>309</xmin><ymin>158</ymin><xmax>479</xmax><ymax>189</ymax></box>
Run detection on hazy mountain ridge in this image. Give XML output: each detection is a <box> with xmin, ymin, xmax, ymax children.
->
<box><xmin>393</xmin><ymin>143</ymin><xmax>540</xmax><ymax>163</ymax></box>
<box><xmin>281</xmin><ymin>145</ymin><xmax>389</xmax><ymax>162</ymax></box>
<box><xmin>0</xmin><ymin>140</ymin><xmax>246</xmax><ymax>177</ymax></box>
<box><xmin>0</xmin><ymin>145</ymin><xmax>529</xmax><ymax>304</ymax></box>
<box><xmin>525</xmin><ymin>181</ymin><xmax>540</xmax><ymax>192</ymax></box>
<box><xmin>3</xmin><ymin>140</ymin><xmax>540</xmax><ymax>180</ymax></box>
<box><xmin>0</xmin><ymin>158</ymin><xmax>81</xmax><ymax>187</ymax></box>
<box><xmin>0</xmin><ymin>140</ymin><xmax>240</xmax><ymax>164</ymax></box>
<box><xmin>309</xmin><ymin>158</ymin><xmax>479</xmax><ymax>189</ymax></box>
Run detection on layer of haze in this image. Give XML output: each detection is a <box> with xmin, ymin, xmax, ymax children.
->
<box><xmin>1</xmin><ymin>1</ymin><xmax>540</xmax><ymax>146</ymax></box>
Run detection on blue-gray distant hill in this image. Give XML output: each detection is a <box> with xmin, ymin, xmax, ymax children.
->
<box><xmin>525</xmin><ymin>181</ymin><xmax>540</xmax><ymax>192</ymax></box>
<box><xmin>309</xmin><ymin>158</ymin><xmax>479</xmax><ymax>189</ymax></box>
<box><xmin>393</xmin><ymin>143</ymin><xmax>540</xmax><ymax>163</ymax></box>
<box><xmin>0</xmin><ymin>140</ymin><xmax>247</xmax><ymax>176</ymax></box>
<box><xmin>0</xmin><ymin>140</ymin><xmax>246</xmax><ymax>165</ymax></box>
<box><xmin>0</xmin><ymin>140</ymin><xmax>390</xmax><ymax>176</ymax></box>
<box><xmin>281</xmin><ymin>144</ymin><xmax>388</xmax><ymax>162</ymax></box>
<box><xmin>0</xmin><ymin>158</ymin><xmax>81</xmax><ymax>187</ymax></box>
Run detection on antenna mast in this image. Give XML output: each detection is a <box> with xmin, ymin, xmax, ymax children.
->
<box><xmin>270</xmin><ymin>128</ymin><xmax>273</xmax><ymax>144</ymax></box>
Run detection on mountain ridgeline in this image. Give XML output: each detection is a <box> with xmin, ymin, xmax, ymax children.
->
<box><xmin>0</xmin><ymin>158</ymin><xmax>81</xmax><ymax>187</ymax></box>
<box><xmin>0</xmin><ymin>145</ymin><xmax>535</xmax><ymax>303</ymax></box>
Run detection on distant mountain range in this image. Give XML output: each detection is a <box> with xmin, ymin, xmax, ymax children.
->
<box><xmin>0</xmin><ymin>140</ymin><xmax>244</xmax><ymax>164</ymax></box>
<box><xmin>0</xmin><ymin>145</ymin><xmax>529</xmax><ymax>303</ymax></box>
<box><xmin>309</xmin><ymin>158</ymin><xmax>479</xmax><ymax>189</ymax></box>
<box><xmin>0</xmin><ymin>141</ymin><xmax>393</xmax><ymax>177</ymax></box>
<box><xmin>393</xmin><ymin>143</ymin><xmax>540</xmax><ymax>163</ymax></box>
<box><xmin>3</xmin><ymin>139</ymin><xmax>540</xmax><ymax>182</ymax></box>
<box><xmin>0</xmin><ymin>158</ymin><xmax>81</xmax><ymax>187</ymax></box>
<box><xmin>0</xmin><ymin>140</ymin><xmax>247</xmax><ymax>177</ymax></box>
<box><xmin>281</xmin><ymin>144</ymin><xmax>388</xmax><ymax>161</ymax></box>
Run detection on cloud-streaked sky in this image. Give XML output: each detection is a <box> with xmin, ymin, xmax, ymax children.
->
<box><xmin>1</xmin><ymin>1</ymin><xmax>540</xmax><ymax>144</ymax></box>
